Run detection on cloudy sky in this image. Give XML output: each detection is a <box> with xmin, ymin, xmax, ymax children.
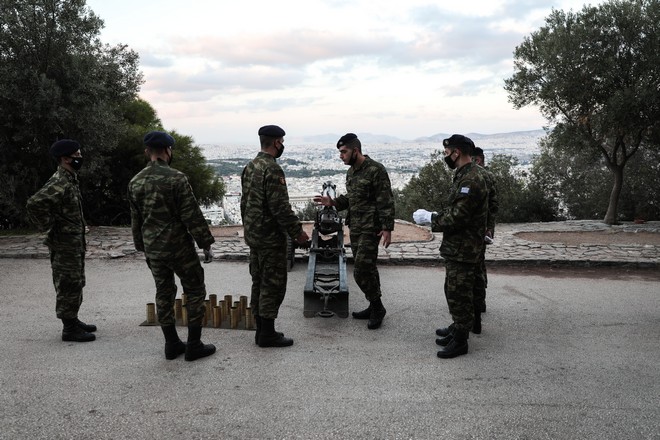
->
<box><xmin>86</xmin><ymin>0</ymin><xmax>603</xmax><ymax>143</ymax></box>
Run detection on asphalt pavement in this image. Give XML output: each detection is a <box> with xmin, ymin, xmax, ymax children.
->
<box><xmin>0</xmin><ymin>258</ymin><xmax>658</xmax><ymax>439</ymax></box>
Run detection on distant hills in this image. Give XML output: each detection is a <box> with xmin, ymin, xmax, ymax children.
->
<box><xmin>288</xmin><ymin>129</ymin><xmax>547</xmax><ymax>145</ymax></box>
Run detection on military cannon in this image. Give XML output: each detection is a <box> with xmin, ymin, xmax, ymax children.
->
<box><xmin>303</xmin><ymin>181</ymin><xmax>349</xmax><ymax>317</ymax></box>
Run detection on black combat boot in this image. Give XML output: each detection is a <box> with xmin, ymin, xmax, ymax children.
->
<box><xmin>437</xmin><ymin>329</ymin><xmax>469</xmax><ymax>359</ymax></box>
<box><xmin>435</xmin><ymin>323</ymin><xmax>454</xmax><ymax>337</ymax></box>
<box><xmin>185</xmin><ymin>326</ymin><xmax>216</xmax><ymax>361</ymax></box>
<box><xmin>75</xmin><ymin>318</ymin><xmax>97</xmax><ymax>333</ymax></box>
<box><xmin>472</xmin><ymin>312</ymin><xmax>482</xmax><ymax>334</ymax></box>
<box><xmin>254</xmin><ymin>315</ymin><xmax>283</xmax><ymax>345</ymax></box>
<box><xmin>258</xmin><ymin>318</ymin><xmax>293</xmax><ymax>347</ymax></box>
<box><xmin>61</xmin><ymin>318</ymin><xmax>95</xmax><ymax>342</ymax></box>
<box><xmin>367</xmin><ymin>298</ymin><xmax>386</xmax><ymax>330</ymax></box>
<box><xmin>162</xmin><ymin>325</ymin><xmax>186</xmax><ymax>360</ymax></box>
<box><xmin>435</xmin><ymin>332</ymin><xmax>454</xmax><ymax>347</ymax></box>
<box><xmin>352</xmin><ymin>303</ymin><xmax>372</xmax><ymax>319</ymax></box>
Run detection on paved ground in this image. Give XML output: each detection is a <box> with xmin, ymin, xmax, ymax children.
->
<box><xmin>2</xmin><ymin>220</ymin><xmax>659</xmax><ymax>268</ymax></box>
<box><xmin>1</xmin><ymin>259</ymin><xmax>658</xmax><ymax>439</ymax></box>
<box><xmin>1</xmin><ymin>220</ymin><xmax>658</xmax><ymax>439</ymax></box>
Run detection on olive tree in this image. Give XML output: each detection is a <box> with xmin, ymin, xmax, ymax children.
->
<box><xmin>504</xmin><ymin>0</ymin><xmax>660</xmax><ymax>224</ymax></box>
<box><xmin>0</xmin><ymin>0</ymin><xmax>143</xmax><ymax>227</ymax></box>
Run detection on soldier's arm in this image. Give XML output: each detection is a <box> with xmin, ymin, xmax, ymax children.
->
<box><xmin>432</xmin><ymin>179</ymin><xmax>484</xmax><ymax>233</ymax></box>
<box><xmin>25</xmin><ymin>181</ymin><xmax>60</xmax><ymax>232</ymax></box>
<box><xmin>127</xmin><ymin>187</ymin><xmax>145</xmax><ymax>252</ymax></box>
<box><xmin>265</xmin><ymin>168</ymin><xmax>303</xmax><ymax>239</ymax></box>
<box><xmin>487</xmin><ymin>173</ymin><xmax>499</xmax><ymax>235</ymax></box>
<box><xmin>374</xmin><ymin>167</ymin><xmax>395</xmax><ymax>231</ymax></box>
<box><xmin>334</xmin><ymin>194</ymin><xmax>349</xmax><ymax>211</ymax></box>
<box><xmin>176</xmin><ymin>175</ymin><xmax>215</xmax><ymax>249</ymax></box>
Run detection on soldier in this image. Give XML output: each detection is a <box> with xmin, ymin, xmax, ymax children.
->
<box><xmin>128</xmin><ymin>131</ymin><xmax>216</xmax><ymax>361</ymax></box>
<box><xmin>26</xmin><ymin>139</ymin><xmax>96</xmax><ymax>342</ymax></box>
<box><xmin>314</xmin><ymin>133</ymin><xmax>395</xmax><ymax>330</ymax></box>
<box><xmin>471</xmin><ymin>147</ymin><xmax>498</xmax><ymax>333</ymax></box>
<box><xmin>241</xmin><ymin>125</ymin><xmax>309</xmax><ymax>348</ymax></box>
<box><xmin>413</xmin><ymin>134</ymin><xmax>488</xmax><ymax>358</ymax></box>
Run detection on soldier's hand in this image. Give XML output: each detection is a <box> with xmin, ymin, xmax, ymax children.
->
<box><xmin>203</xmin><ymin>246</ymin><xmax>214</xmax><ymax>263</ymax></box>
<box><xmin>313</xmin><ymin>194</ymin><xmax>332</xmax><ymax>207</ymax></box>
<box><xmin>413</xmin><ymin>209</ymin><xmax>435</xmax><ymax>225</ymax></box>
<box><xmin>296</xmin><ymin>231</ymin><xmax>310</xmax><ymax>245</ymax></box>
<box><xmin>378</xmin><ymin>230</ymin><xmax>392</xmax><ymax>248</ymax></box>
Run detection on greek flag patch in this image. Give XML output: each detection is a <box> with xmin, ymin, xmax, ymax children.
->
<box><xmin>460</xmin><ymin>186</ymin><xmax>470</xmax><ymax>194</ymax></box>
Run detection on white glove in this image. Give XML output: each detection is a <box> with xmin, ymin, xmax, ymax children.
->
<box><xmin>413</xmin><ymin>209</ymin><xmax>435</xmax><ymax>225</ymax></box>
<box><xmin>484</xmin><ymin>235</ymin><xmax>493</xmax><ymax>245</ymax></box>
<box><xmin>203</xmin><ymin>246</ymin><xmax>214</xmax><ymax>263</ymax></box>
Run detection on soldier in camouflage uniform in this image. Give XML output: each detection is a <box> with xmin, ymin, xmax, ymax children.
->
<box><xmin>413</xmin><ymin>134</ymin><xmax>488</xmax><ymax>358</ymax></box>
<box><xmin>314</xmin><ymin>133</ymin><xmax>395</xmax><ymax>330</ymax></box>
<box><xmin>241</xmin><ymin>125</ymin><xmax>309</xmax><ymax>348</ymax></box>
<box><xmin>471</xmin><ymin>147</ymin><xmax>498</xmax><ymax>334</ymax></box>
<box><xmin>128</xmin><ymin>131</ymin><xmax>216</xmax><ymax>361</ymax></box>
<box><xmin>26</xmin><ymin>139</ymin><xmax>97</xmax><ymax>342</ymax></box>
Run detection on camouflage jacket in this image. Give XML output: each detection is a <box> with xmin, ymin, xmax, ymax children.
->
<box><xmin>431</xmin><ymin>162</ymin><xmax>488</xmax><ymax>263</ymax></box>
<box><xmin>240</xmin><ymin>152</ymin><xmax>303</xmax><ymax>248</ymax></box>
<box><xmin>26</xmin><ymin>166</ymin><xmax>86</xmax><ymax>251</ymax></box>
<box><xmin>334</xmin><ymin>156</ymin><xmax>395</xmax><ymax>234</ymax></box>
<box><xmin>479</xmin><ymin>165</ymin><xmax>499</xmax><ymax>234</ymax></box>
<box><xmin>128</xmin><ymin>159</ymin><xmax>214</xmax><ymax>259</ymax></box>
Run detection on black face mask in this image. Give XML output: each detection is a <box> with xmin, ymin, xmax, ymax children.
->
<box><xmin>275</xmin><ymin>142</ymin><xmax>284</xmax><ymax>159</ymax></box>
<box><xmin>444</xmin><ymin>150</ymin><xmax>457</xmax><ymax>169</ymax></box>
<box><xmin>69</xmin><ymin>157</ymin><xmax>83</xmax><ymax>171</ymax></box>
<box><xmin>348</xmin><ymin>148</ymin><xmax>357</xmax><ymax>166</ymax></box>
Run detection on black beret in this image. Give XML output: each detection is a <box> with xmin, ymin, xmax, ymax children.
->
<box><xmin>443</xmin><ymin>134</ymin><xmax>474</xmax><ymax>150</ymax></box>
<box><xmin>337</xmin><ymin>133</ymin><xmax>358</xmax><ymax>148</ymax></box>
<box><xmin>472</xmin><ymin>147</ymin><xmax>484</xmax><ymax>157</ymax></box>
<box><xmin>50</xmin><ymin>139</ymin><xmax>81</xmax><ymax>158</ymax></box>
<box><xmin>258</xmin><ymin>125</ymin><xmax>285</xmax><ymax>138</ymax></box>
<box><xmin>143</xmin><ymin>131</ymin><xmax>175</xmax><ymax>149</ymax></box>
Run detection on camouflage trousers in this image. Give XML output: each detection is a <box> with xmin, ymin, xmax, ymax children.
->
<box><xmin>249</xmin><ymin>244</ymin><xmax>288</xmax><ymax>320</ymax></box>
<box><xmin>473</xmin><ymin>245</ymin><xmax>487</xmax><ymax>313</ymax></box>
<box><xmin>443</xmin><ymin>259</ymin><xmax>477</xmax><ymax>332</ymax></box>
<box><xmin>350</xmin><ymin>233</ymin><xmax>382</xmax><ymax>302</ymax></box>
<box><xmin>147</xmin><ymin>245</ymin><xmax>207</xmax><ymax>327</ymax></box>
<box><xmin>49</xmin><ymin>247</ymin><xmax>86</xmax><ymax>319</ymax></box>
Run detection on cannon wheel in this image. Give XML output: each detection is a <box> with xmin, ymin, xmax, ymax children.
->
<box><xmin>286</xmin><ymin>235</ymin><xmax>295</xmax><ymax>271</ymax></box>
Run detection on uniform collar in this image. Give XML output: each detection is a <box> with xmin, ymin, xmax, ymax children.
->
<box><xmin>57</xmin><ymin>165</ymin><xmax>78</xmax><ymax>182</ymax></box>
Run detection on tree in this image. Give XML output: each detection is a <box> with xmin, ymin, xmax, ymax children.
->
<box><xmin>397</xmin><ymin>151</ymin><xmax>559</xmax><ymax>224</ymax></box>
<box><xmin>394</xmin><ymin>150</ymin><xmax>454</xmax><ymax>222</ymax></box>
<box><xmin>532</xmin><ymin>134</ymin><xmax>660</xmax><ymax>220</ymax></box>
<box><xmin>93</xmin><ymin>99</ymin><xmax>226</xmax><ymax>225</ymax></box>
<box><xmin>296</xmin><ymin>201</ymin><xmax>318</xmax><ymax>221</ymax></box>
<box><xmin>485</xmin><ymin>155</ymin><xmax>558</xmax><ymax>223</ymax></box>
<box><xmin>0</xmin><ymin>0</ymin><xmax>143</xmax><ymax>227</ymax></box>
<box><xmin>167</xmin><ymin>131</ymin><xmax>226</xmax><ymax>209</ymax></box>
<box><xmin>504</xmin><ymin>0</ymin><xmax>660</xmax><ymax>224</ymax></box>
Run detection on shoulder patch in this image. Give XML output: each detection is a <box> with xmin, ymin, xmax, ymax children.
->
<box><xmin>460</xmin><ymin>186</ymin><xmax>470</xmax><ymax>194</ymax></box>
<box><xmin>279</xmin><ymin>176</ymin><xmax>286</xmax><ymax>185</ymax></box>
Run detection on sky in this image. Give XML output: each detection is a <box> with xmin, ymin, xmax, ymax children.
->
<box><xmin>85</xmin><ymin>0</ymin><xmax>604</xmax><ymax>143</ymax></box>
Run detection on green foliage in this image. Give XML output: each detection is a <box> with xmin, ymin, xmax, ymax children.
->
<box><xmin>394</xmin><ymin>151</ymin><xmax>453</xmax><ymax>222</ymax></box>
<box><xmin>0</xmin><ymin>3</ymin><xmax>224</xmax><ymax>227</ymax></box>
<box><xmin>505</xmin><ymin>0</ymin><xmax>660</xmax><ymax>224</ymax></box>
<box><xmin>397</xmin><ymin>151</ymin><xmax>560</xmax><ymax>224</ymax></box>
<box><xmin>296</xmin><ymin>201</ymin><xmax>318</xmax><ymax>221</ymax></box>
<box><xmin>531</xmin><ymin>135</ymin><xmax>660</xmax><ymax>221</ymax></box>
<box><xmin>168</xmin><ymin>131</ymin><xmax>226</xmax><ymax>208</ymax></box>
<box><xmin>488</xmin><ymin>155</ymin><xmax>558</xmax><ymax>223</ymax></box>
<box><xmin>0</xmin><ymin>0</ymin><xmax>142</xmax><ymax>227</ymax></box>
